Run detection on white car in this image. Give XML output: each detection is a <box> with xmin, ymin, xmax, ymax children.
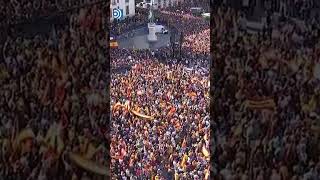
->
<box><xmin>161</xmin><ymin>28</ymin><xmax>168</xmax><ymax>34</ymax></box>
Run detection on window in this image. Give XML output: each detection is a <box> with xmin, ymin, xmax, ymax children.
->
<box><xmin>125</xmin><ymin>0</ymin><xmax>129</xmax><ymax>3</ymax></box>
<box><xmin>126</xmin><ymin>5</ymin><xmax>130</xmax><ymax>15</ymax></box>
<box><xmin>112</xmin><ymin>0</ymin><xmax>116</xmax><ymax>5</ymax></box>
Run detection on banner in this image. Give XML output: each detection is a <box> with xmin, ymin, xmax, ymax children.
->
<box><xmin>69</xmin><ymin>153</ymin><xmax>109</xmax><ymax>175</ymax></box>
<box><xmin>131</xmin><ymin>109</ymin><xmax>154</xmax><ymax>120</ymax></box>
<box><xmin>244</xmin><ymin>98</ymin><xmax>276</xmax><ymax>110</ymax></box>
<box><xmin>112</xmin><ymin>101</ymin><xmax>154</xmax><ymax>120</ymax></box>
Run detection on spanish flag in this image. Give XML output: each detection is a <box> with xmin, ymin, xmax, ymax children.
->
<box><xmin>202</xmin><ymin>145</ymin><xmax>210</xmax><ymax>158</ymax></box>
<box><xmin>187</xmin><ymin>92</ymin><xmax>197</xmax><ymax>97</ymax></box>
<box><xmin>180</xmin><ymin>154</ymin><xmax>188</xmax><ymax>170</ymax></box>
<box><xmin>204</xmin><ymin>169</ymin><xmax>210</xmax><ymax>180</ymax></box>
<box><xmin>167</xmin><ymin>107</ymin><xmax>176</xmax><ymax>117</ymax></box>
<box><xmin>174</xmin><ymin>172</ymin><xmax>179</xmax><ymax>180</ymax></box>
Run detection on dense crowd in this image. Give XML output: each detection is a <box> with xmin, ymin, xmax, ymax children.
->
<box><xmin>0</xmin><ymin>0</ymin><xmax>102</xmax><ymax>27</ymax></box>
<box><xmin>263</xmin><ymin>0</ymin><xmax>316</xmax><ymax>20</ymax></box>
<box><xmin>111</xmin><ymin>49</ymin><xmax>154</xmax><ymax>70</ymax></box>
<box><xmin>164</xmin><ymin>1</ymin><xmax>210</xmax><ymax>14</ymax></box>
<box><xmin>157</xmin><ymin>10</ymin><xmax>210</xmax><ymax>54</ymax></box>
<box><xmin>111</xmin><ymin>55</ymin><xmax>210</xmax><ymax>179</ymax></box>
<box><xmin>0</xmin><ymin>3</ymin><xmax>109</xmax><ymax>180</ymax></box>
<box><xmin>110</xmin><ymin>2</ymin><xmax>210</xmax><ymax>180</ymax></box>
<box><xmin>213</xmin><ymin>4</ymin><xmax>320</xmax><ymax>180</ymax></box>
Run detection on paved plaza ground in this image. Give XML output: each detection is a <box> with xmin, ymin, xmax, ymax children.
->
<box><xmin>117</xmin><ymin>25</ymin><xmax>172</xmax><ymax>50</ymax></box>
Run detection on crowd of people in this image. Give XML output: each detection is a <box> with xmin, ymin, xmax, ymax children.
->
<box><xmin>3</xmin><ymin>0</ymin><xmax>319</xmax><ymax>179</ymax></box>
<box><xmin>111</xmin><ymin>56</ymin><xmax>210</xmax><ymax>179</ymax></box>
<box><xmin>0</xmin><ymin>2</ymin><xmax>109</xmax><ymax>180</ymax></box>
<box><xmin>111</xmin><ymin>49</ymin><xmax>152</xmax><ymax>70</ymax></box>
<box><xmin>110</xmin><ymin>2</ymin><xmax>210</xmax><ymax>179</ymax></box>
<box><xmin>157</xmin><ymin>10</ymin><xmax>210</xmax><ymax>55</ymax></box>
<box><xmin>213</xmin><ymin>4</ymin><xmax>320</xmax><ymax>180</ymax></box>
<box><xmin>263</xmin><ymin>0</ymin><xmax>317</xmax><ymax>20</ymax></box>
<box><xmin>0</xmin><ymin>0</ymin><xmax>102</xmax><ymax>27</ymax></box>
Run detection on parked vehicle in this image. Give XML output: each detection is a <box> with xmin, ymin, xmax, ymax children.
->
<box><xmin>153</xmin><ymin>24</ymin><xmax>168</xmax><ymax>34</ymax></box>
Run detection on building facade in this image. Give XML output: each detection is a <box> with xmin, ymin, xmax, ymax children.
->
<box><xmin>137</xmin><ymin>0</ymin><xmax>184</xmax><ymax>9</ymax></box>
<box><xmin>154</xmin><ymin>0</ymin><xmax>184</xmax><ymax>8</ymax></box>
<box><xmin>110</xmin><ymin>0</ymin><xmax>136</xmax><ymax>21</ymax></box>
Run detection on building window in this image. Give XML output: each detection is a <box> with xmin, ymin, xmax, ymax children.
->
<box><xmin>126</xmin><ymin>5</ymin><xmax>130</xmax><ymax>15</ymax></box>
<box><xmin>117</xmin><ymin>0</ymin><xmax>119</xmax><ymax>3</ymax></box>
<box><xmin>125</xmin><ymin>0</ymin><xmax>129</xmax><ymax>3</ymax></box>
<box><xmin>112</xmin><ymin>0</ymin><xmax>116</xmax><ymax>5</ymax></box>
